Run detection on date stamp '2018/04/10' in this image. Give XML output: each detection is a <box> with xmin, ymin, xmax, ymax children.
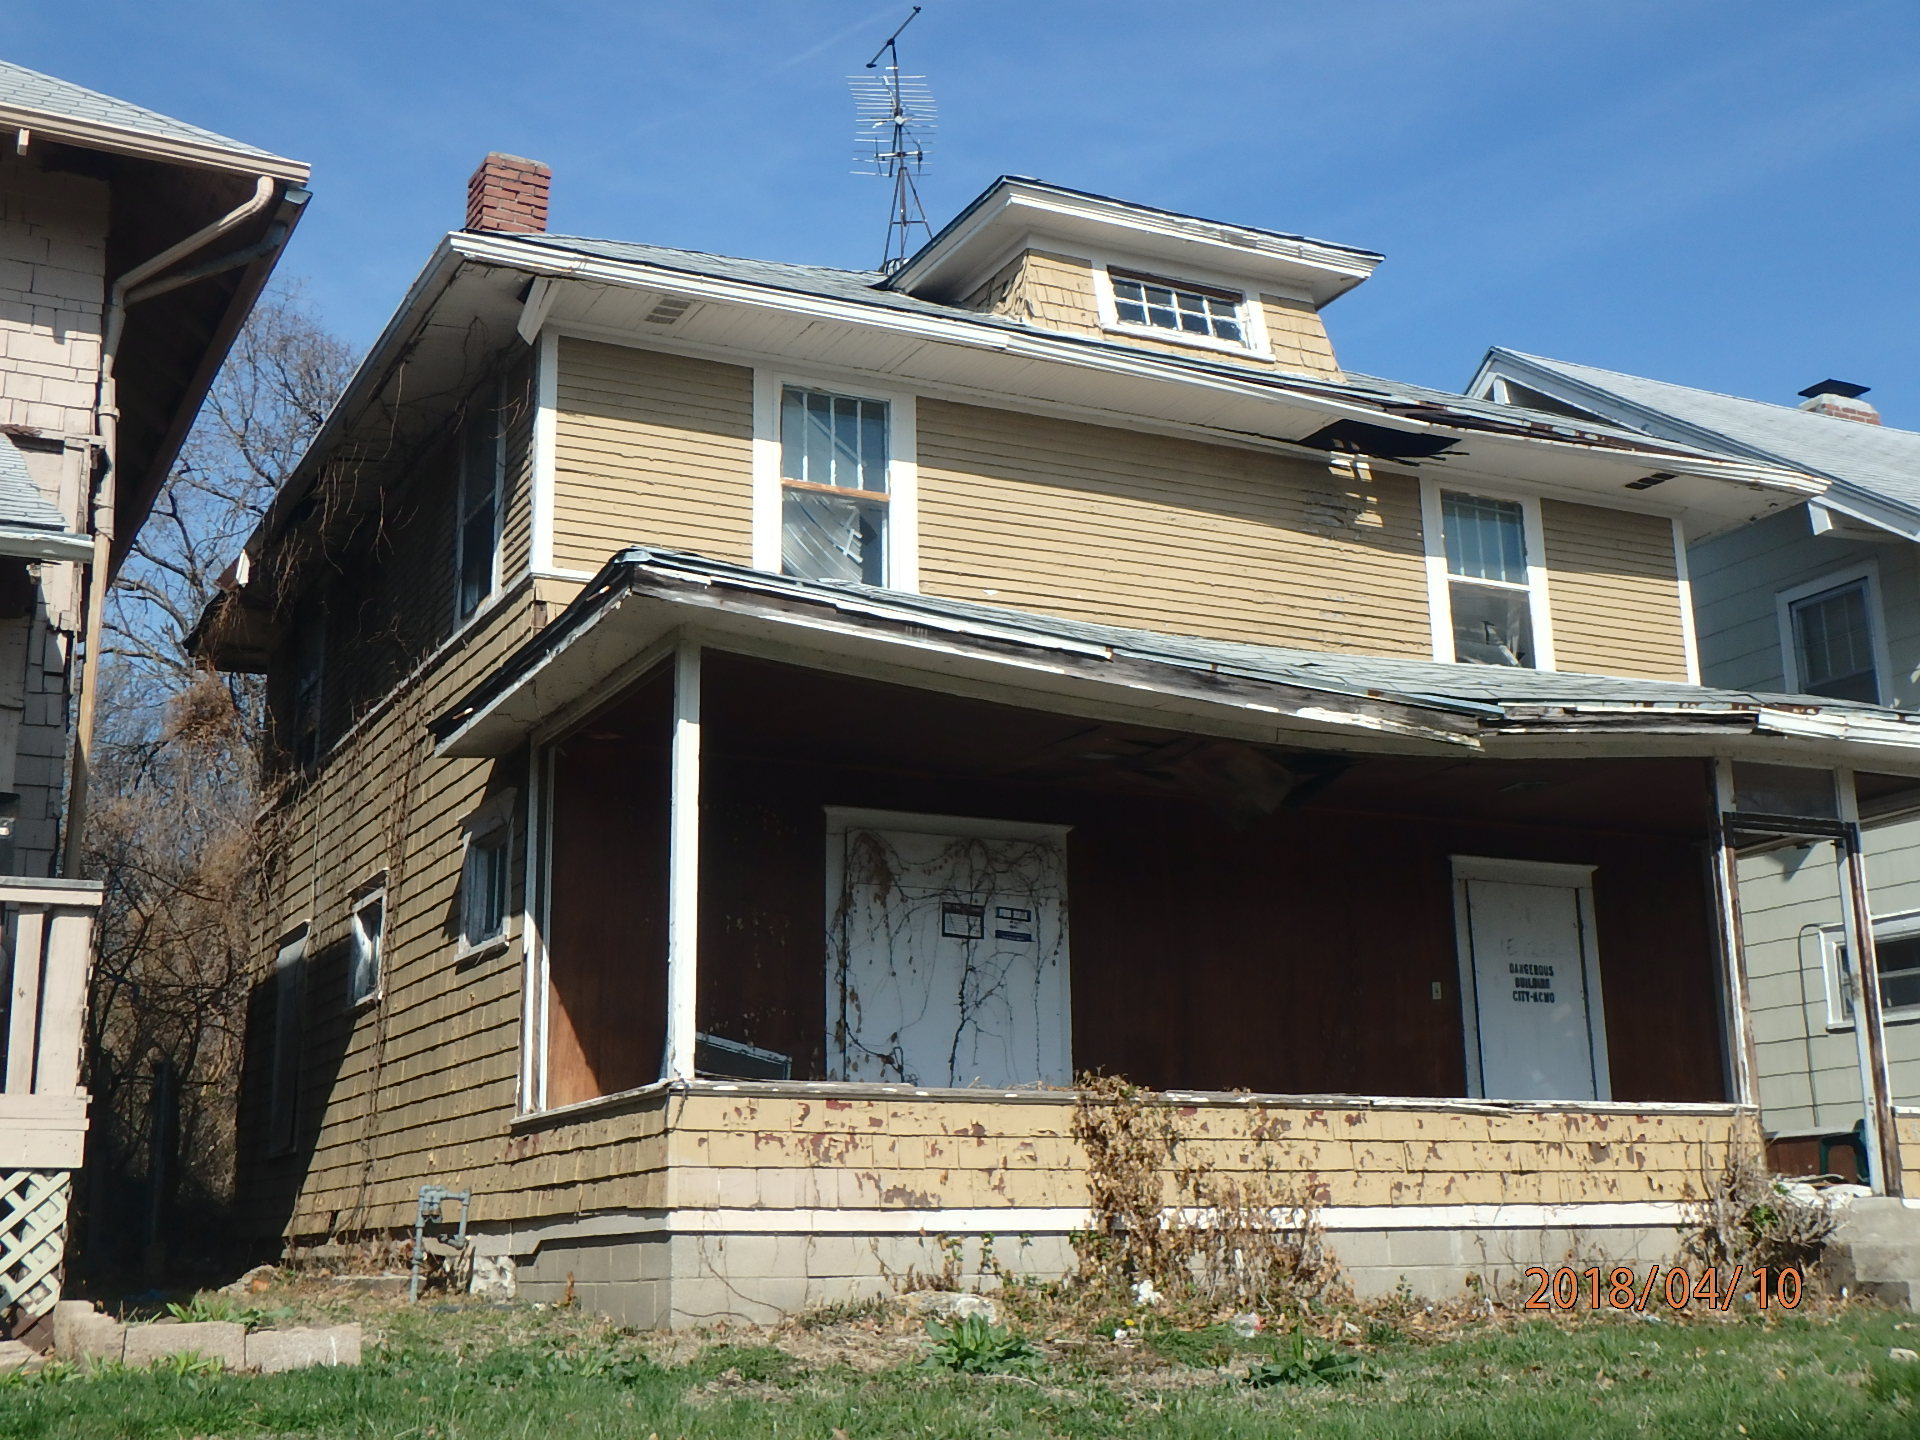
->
<box><xmin>1523</xmin><ymin>1265</ymin><xmax>1804</xmax><ymax>1312</ymax></box>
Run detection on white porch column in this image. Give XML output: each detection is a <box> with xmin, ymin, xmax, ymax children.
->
<box><xmin>1709</xmin><ymin>759</ymin><xmax>1759</xmax><ymax>1107</ymax></box>
<box><xmin>664</xmin><ymin>640</ymin><xmax>702</xmax><ymax>1082</ymax></box>
<box><xmin>1836</xmin><ymin>767</ymin><xmax>1903</xmax><ymax>1196</ymax></box>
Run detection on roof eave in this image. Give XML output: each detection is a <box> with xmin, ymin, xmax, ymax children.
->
<box><xmin>0</xmin><ymin>103</ymin><xmax>308</xmax><ymax>182</ymax></box>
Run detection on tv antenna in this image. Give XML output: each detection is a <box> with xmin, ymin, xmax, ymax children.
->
<box><xmin>850</xmin><ymin>6</ymin><xmax>936</xmax><ymax>272</ymax></box>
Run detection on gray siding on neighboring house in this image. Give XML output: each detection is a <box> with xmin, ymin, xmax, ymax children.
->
<box><xmin>1692</xmin><ymin>503</ymin><xmax>1920</xmax><ymax>1135</ymax></box>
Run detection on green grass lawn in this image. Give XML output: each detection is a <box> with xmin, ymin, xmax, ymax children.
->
<box><xmin>6</xmin><ymin>1295</ymin><xmax>1920</xmax><ymax>1439</ymax></box>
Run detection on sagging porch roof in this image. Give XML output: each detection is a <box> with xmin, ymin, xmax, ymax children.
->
<box><xmin>432</xmin><ymin>550</ymin><xmax>1920</xmax><ymax>774</ymax></box>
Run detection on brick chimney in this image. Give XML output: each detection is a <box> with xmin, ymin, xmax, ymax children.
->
<box><xmin>1797</xmin><ymin>379</ymin><xmax>1880</xmax><ymax>426</ymax></box>
<box><xmin>465</xmin><ymin>153</ymin><xmax>550</xmax><ymax>234</ymax></box>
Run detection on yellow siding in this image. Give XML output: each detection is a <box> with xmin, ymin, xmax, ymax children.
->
<box><xmin>551</xmin><ymin>338</ymin><xmax>753</xmax><ymax>573</ymax></box>
<box><xmin>1542</xmin><ymin>500</ymin><xmax>1691</xmax><ymax>681</ymax></box>
<box><xmin>917</xmin><ymin>399</ymin><xmax>1432</xmax><ymax>657</ymax></box>
<box><xmin>964</xmin><ymin>249</ymin><xmax>1341</xmax><ymax>376</ymax></box>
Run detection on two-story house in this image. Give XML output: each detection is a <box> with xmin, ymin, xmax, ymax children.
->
<box><xmin>195</xmin><ymin>159</ymin><xmax>1920</xmax><ymax>1328</ymax></box>
<box><xmin>1471</xmin><ymin>349</ymin><xmax>1920</xmax><ymax>1185</ymax></box>
<box><xmin>0</xmin><ymin>60</ymin><xmax>306</xmax><ymax>1332</ymax></box>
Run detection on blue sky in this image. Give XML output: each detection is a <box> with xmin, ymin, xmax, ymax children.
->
<box><xmin>12</xmin><ymin>1</ymin><xmax>1920</xmax><ymax>424</ymax></box>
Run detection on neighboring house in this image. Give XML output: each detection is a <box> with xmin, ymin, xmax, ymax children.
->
<box><xmin>1470</xmin><ymin>349</ymin><xmax>1920</xmax><ymax>1180</ymax></box>
<box><xmin>0</xmin><ymin>60</ymin><xmax>306</xmax><ymax>1332</ymax></box>
<box><xmin>195</xmin><ymin>160</ymin><xmax>1920</xmax><ymax>1328</ymax></box>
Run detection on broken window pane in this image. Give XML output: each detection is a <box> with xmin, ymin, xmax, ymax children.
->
<box><xmin>782</xmin><ymin>488</ymin><xmax>886</xmax><ymax>585</ymax></box>
<box><xmin>781</xmin><ymin>386</ymin><xmax>888</xmax><ymax>492</ymax></box>
<box><xmin>1791</xmin><ymin>580</ymin><xmax>1879</xmax><ymax>701</ymax></box>
<box><xmin>1449</xmin><ymin>580</ymin><xmax>1534</xmax><ymax>667</ymax></box>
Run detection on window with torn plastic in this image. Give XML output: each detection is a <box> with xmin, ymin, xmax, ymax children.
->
<box><xmin>1108</xmin><ymin>269</ymin><xmax>1246</xmax><ymax>345</ymax></box>
<box><xmin>1441</xmin><ymin>491</ymin><xmax>1536</xmax><ymax>668</ymax></box>
<box><xmin>780</xmin><ymin>385</ymin><xmax>890</xmax><ymax>586</ymax></box>
<box><xmin>348</xmin><ymin>888</ymin><xmax>385</xmax><ymax>1008</ymax></box>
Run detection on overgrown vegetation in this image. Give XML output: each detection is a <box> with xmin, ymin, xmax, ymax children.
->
<box><xmin>1683</xmin><ymin>1119</ymin><xmax>1837</xmax><ymax>1279</ymax></box>
<box><xmin>82</xmin><ymin>293</ymin><xmax>355</xmax><ymax>1274</ymax></box>
<box><xmin>1067</xmin><ymin>1072</ymin><xmax>1343</xmax><ymax>1319</ymax></box>
<box><xmin>921</xmin><ymin>1313</ymin><xmax>1041</xmax><ymax>1374</ymax></box>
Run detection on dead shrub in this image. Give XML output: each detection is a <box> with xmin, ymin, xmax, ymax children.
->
<box><xmin>1682</xmin><ymin>1120</ymin><xmax>1835</xmax><ymax>1278</ymax></box>
<box><xmin>1070</xmin><ymin>1073</ymin><xmax>1341</xmax><ymax>1318</ymax></box>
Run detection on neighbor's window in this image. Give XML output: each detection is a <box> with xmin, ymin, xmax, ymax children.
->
<box><xmin>1827</xmin><ymin>916</ymin><xmax>1920</xmax><ymax>1024</ymax></box>
<box><xmin>456</xmin><ymin>393</ymin><xmax>503</xmax><ymax>622</ymax></box>
<box><xmin>1788</xmin><ymin>578</ymin><xmax>1879</xmax><ymax>702</ymax></box>
<box><xmin>348</xmin><ymin>888</ymin><xmax>385</xmax><ymax>1008</ymax></box>
<box><xmin>780</xmin><ymin>385</ymin><xmax>889</xmax><ymax>586</ymax></box>
<box><xmin>461</xmin><ymin>824</ymin><xmax>511</xmax><ymax>951</ymax></box>
<box><xmin>267</xmin><ymin>924</ymin><xmax>309</xmax><ymax>1156</ymax></box>
<box><xmin>1109</xmin><ymin>269</ymin><xmax>1245</xmax><ymax>345</ymax></box>
<box><xmin>1441</xmin><ymin>492</ymin><xmax>1536</xmax><ymax>668</ymax></box>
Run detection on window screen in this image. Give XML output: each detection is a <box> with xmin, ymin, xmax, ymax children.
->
<box><xmin>780</xmin><ymin>386</ymin><xmax>889</xmax><ymax>585</ymax></box>
<box><xmin>1790</xmin><ymin>580</ymin><xmax>1879</xmax><ymax>702</ymax></box>
<box><xmin>1441</xmin><ymin>492</ymin><xmax>1535</xmax><ymax>668</ymax></box>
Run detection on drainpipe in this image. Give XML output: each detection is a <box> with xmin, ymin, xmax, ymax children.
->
<box><xmin>64</xmin><ymin>175</ymin><xmax>279</xmax><ymax>878</ymax></box>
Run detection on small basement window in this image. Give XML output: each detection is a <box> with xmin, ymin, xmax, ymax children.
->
<box><xmin>780</xmin><ymin>385</ymin><xmax>890</xmax><ymax>586</ymax></box>
<box><xmin>1108</xmin><ymin>269</ymin><xmax>1245</xmax><ymax>345</ymax></box>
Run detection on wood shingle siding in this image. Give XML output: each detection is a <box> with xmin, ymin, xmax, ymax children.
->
<box><xmin>1539</xmin><ymin>499</ymin><xmax>1691</xmax><ymax>681</ymax></box>
<box><xmin>915</xmin><ymin>399</ymin><xmax>1432</xmax><ymax>656</ymax></box>
<box><xmin>552</xmin><ymin>338</ymin><xmax>753</xmax><ymax>572</ymax></box>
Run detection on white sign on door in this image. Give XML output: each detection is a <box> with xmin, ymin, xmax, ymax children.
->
<box><xmin>1454</xmin><ymin>860</ymin><xmax>1609</xmax><ymax>1102</ymax></box>
<box><xmin>830</xmin><ymin>822</ymin><xmax>1070</xmax><ymax>1088</ymax></box>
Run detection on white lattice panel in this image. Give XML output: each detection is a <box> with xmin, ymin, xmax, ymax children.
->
<box><xmin>0</xmin><ymin>1170</ymin><xmax>70</xmax><ymax>1324</ymax></box>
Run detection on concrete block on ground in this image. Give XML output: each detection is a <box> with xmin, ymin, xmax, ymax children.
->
<box><xmin>245</xmin><ymin>1325</ymin><xmax>362</xmax><ymax>1374</ymax></box>
<box><xmin>0</xmin><ymin>1340</ymin><xmax>37</xmax><ymax>1372</ymax></box>
<box><xmin>124</xmin><ymin>1321</ymin><xmax>245</xmax><ymax>1370</ymax></box>
<box><xmin>52</xmin><ymin>1300</ymin><xmax>124</xmax><ymax>1364</ymax></box>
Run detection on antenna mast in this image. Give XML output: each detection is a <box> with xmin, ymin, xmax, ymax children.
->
<box><xmin>851</xmin><ymin>6</ymin><xmax>936</xmax><ymax>272</ymax></box>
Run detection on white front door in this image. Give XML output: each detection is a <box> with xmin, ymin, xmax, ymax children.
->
<box><xmin>829</xmin><ymin>816</ymin><xmax>1070</xmax><ymax>1088</ymax></box>
<box><xmin>1454</xmin><ymin>858</ymin><xmax>1609</xmax><ymax>1102</ymax></box>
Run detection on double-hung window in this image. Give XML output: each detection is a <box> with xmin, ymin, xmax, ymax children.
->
<box><xmin>456</xmin><ymin>393</ymin><xmax>503</xmax><ymax>623</ymax></box>
<box><xmin>780</xmin><ymin>385</ymin><xmax>890</xmax><ymax>586</ymax></box>
<box><xmin>1786</xmin><ymin>576</ymin><xmax>1881</xmax><ymax>702</ymax></box>
<box><xmin>1437</xmin><ymin>491</ymin><xmax>1538</xmax><ymax>668</ymax></box>
<box><xmin>1108</xmin><ymin>269</ymin><xmax>1246</xmax><ymax>345</ymax></box>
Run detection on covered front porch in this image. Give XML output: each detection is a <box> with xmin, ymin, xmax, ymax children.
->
<box><xmin>432</xmin><ymin>549</ymin><xmax>1920</xmax><ymax>1323</ymax></box>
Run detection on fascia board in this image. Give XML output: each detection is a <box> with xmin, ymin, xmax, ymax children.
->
<box><xmin>0</xmin><ymin>526</ymin><xmax>93</xmax><ymax>562</ymax></box>
<box><xmin>457</xmin><ymin>232</ymin><xmax>1428</xmax><ymax>437</ymax></box>
<box><xmin>890</xmin><ymin>183</ymin><xmax>1378</xmax><ymax>304</ymax></box>
<box><xmin>0</xmin><ymin>104</ymin><xmax>309</xmax><ymax>182</ymax></box>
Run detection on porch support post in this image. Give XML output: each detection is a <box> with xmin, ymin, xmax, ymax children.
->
<box><xmin>1709</xmin><ymin>759</ymin><xmax>1759</xmax><ymax>1107</ymax></box>
<box><xmin>664</xmin><ymin>639</ymin><xmax>702</xmax><ymax>1082</ymax></box>
<box><xmin>1836</xmin><ymin>767</ymin><xmax>1903</xmax><ymax>1196</ymax></box>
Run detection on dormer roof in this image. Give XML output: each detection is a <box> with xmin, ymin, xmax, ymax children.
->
<box><xmin>885</xmin><ymin>176</ymin><xmax>1381</xmax><ymax>307</ymax></box>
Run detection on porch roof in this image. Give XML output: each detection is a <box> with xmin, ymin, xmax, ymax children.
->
<box><xmin>432</xmin><ymin>549</ymin><xmax>1920</xmax><ymax>772</ymax></box>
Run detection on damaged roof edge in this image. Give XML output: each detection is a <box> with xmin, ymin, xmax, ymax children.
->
<box><xmin>430</xmin><ymin>549</ymin><xmax>1920</xmax><ymax>771</ymax></box>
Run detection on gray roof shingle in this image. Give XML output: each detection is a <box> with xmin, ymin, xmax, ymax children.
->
<box><xmin>0</xmin><ymin>434</ymin><xmax>74</xmax><ymax>533</ymax></box>
<box><xmin>1493</xmin><ymin>350</ymin><xmax>1920</xmax><ymax>521</ymax></box>
<box><xmin>0</xmin><ymin>59</ymin><xmax>292</xmax><ymax>165</ymax></box>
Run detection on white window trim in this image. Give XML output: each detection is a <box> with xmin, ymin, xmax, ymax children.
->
<box><xmin>1671</xmin><ymin>516</ymin><xmax>1702</xmax><ymax>684</ymax></box>
<box><xmin>1450</xmin><ymin>856</ymin><xmax>1609</xmax><ymax>1101</ymax></box>
<box><xmin>1087</xmin><ymin>250</ymin><xmax>1275</xmax><ymax>360</ymax></box>
<box><xmin>347</xmin><ymin>877</ymin><xmax>387</xmax><ymax>1011</ymax></box>
<box><xmin>752</xmin><ymin>370</ymin><xmax>918</xmax><ymax>592</ymax></box>
<box><xmin>458</xmin><ymin>789</ymin><xmax>520</xmax><ymax>963</ymax></box>
<box><xmin>530</xmin><ymin>328</ymin><xmax>558</xmax><ymax>575</ymax></box>
<box><xmin>453</xmin><ymin>379</ymin><xmax>507</xmax><ymax>632</ymax></box>
<box><xmin>821</xmin><ymin>807</ymin><xmax>1074</xmax><ymax>1085</ymax></box>
<box><xmin>1817</xmin><ymin>908</ymin><xmax>1920</xmax><ymax>1031</ymax></box>
<box><xmin>1775</xmin><ymin>560</ymin><xmax>1890</xmax><ymax>704</ymax></box>
<box><xmin>1420</xmin><ymin>477</ymin><xmax>1556</xmax><ymax>671</ymax></box>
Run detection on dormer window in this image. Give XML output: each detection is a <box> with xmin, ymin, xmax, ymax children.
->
<box><xmin>1108</xmin><ymin>269</ymin><xmax>1246</xmax><ymax>346</ymax></box>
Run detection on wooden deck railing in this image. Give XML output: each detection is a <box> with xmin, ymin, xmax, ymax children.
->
<box><xmin>0</xmin><ymin>878</ymin><xmax>102</xmax><ymax>1169</ymax></box>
